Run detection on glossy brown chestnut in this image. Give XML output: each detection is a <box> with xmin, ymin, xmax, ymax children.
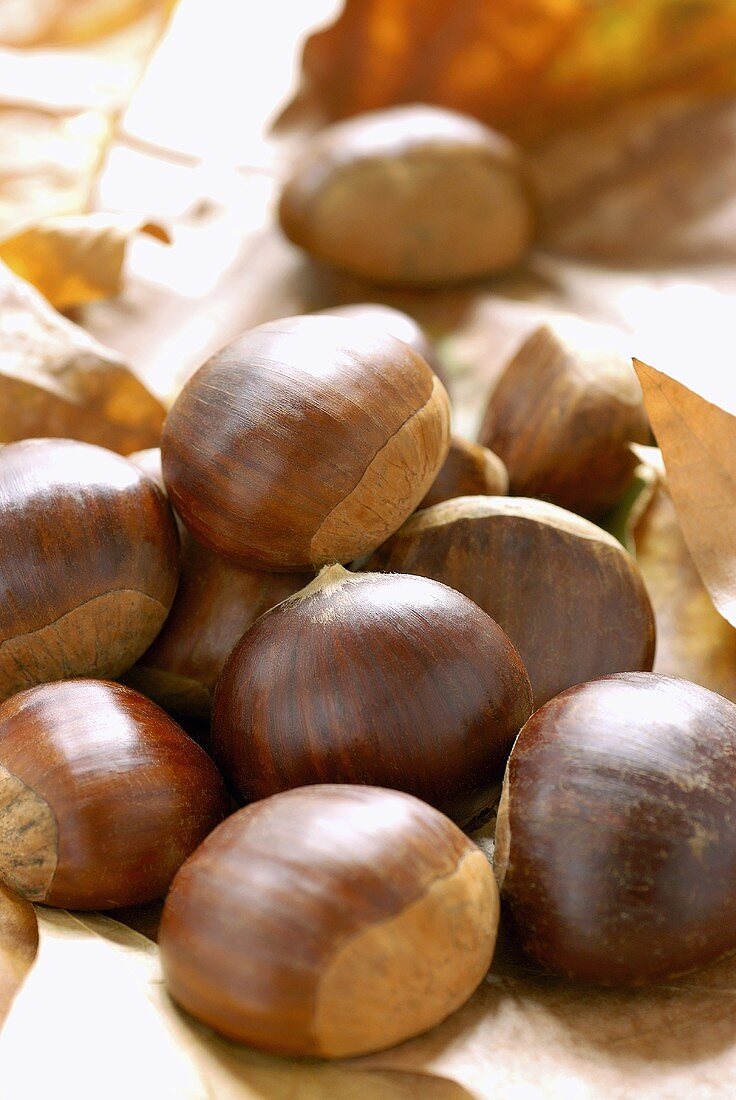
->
<box><xmin>126</xmin><ymin>449</ymin><xmax>311</xmax><ymax>718</ymax></box>
<box><xmin>419</xmin><ymin>436</ymin><xmax>508</xmax><ymax>510</ymax></box>
<box><xmin>279</xmin><ymin>105</ymin><xmax>534</xmax><ymax>285</ymax></box>
<box><xmin>0</xmin><ymin>438</ymin><xmax>179</xmax><ymax>703</ymax></box>
<box><xmin>161</xmin><ymin>314</ymin><xmax>450</xmax><ymax>570</ymax></box>
<box><xmin>495</xmin><ymin>673</ymin><xmax>736</xmax><ymax>985</ymax></box>
<box><xmin>160</xmin><ymin>785</ymin><xmax>499</xmax><ymax>1056</ymax></box>
<box><xmin>0</xmin><ymin>680</ymin><xmax>230</xmax><ymax>909</ymax></box>
<box><xmin>318</xmin><ymin>303</ymin><xmax>448</xmax><ymax>386</ymax></box>
<box><xmin>369</xmin><ymin>496</ymin><xmax>655</xmax><ymax>709</ymax></box>
<box><xmin>212</xmin><ymin>564</ymin><xmax>533</xmax><ymax>825</ymax></box>
<box><xmin>478</xmin><ymin>317</ymin><xmax>650</xmax><ymax>516</ymax></box>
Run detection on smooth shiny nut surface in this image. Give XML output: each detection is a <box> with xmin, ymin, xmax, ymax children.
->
<box><xmin>160</xmin><ymin>785</ymin><xmax>499</xmax><ymax>1057</ymax></box>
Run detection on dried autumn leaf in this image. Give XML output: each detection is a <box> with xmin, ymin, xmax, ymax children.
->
<box><xmin>0</xmin><ymin>260</ymin><xmax>165</xmax><ymax>452</ymax></box>
<box><xmin>0</xmin><ymin>882</ymin><xmax>37</xmax><ymax>1031</ymax></box>
<box><xmin>634</xmin><ymin>358</ymin><xmax>736</xmax><ymax>628</ymax></box>
<box><xmin>279</xmin><ymin>0</ymin><xmax>736</xmax><ymax>144</ymax></box>
<box><xmin>634</xmin><ymin>476</ymin><xmax>736</xmax><ymax>702</ymax></box>
<box><xmin>0</xmin><ymin>0</ymin><xmax>176</xmax><ymax>47</ymax></box>
<box><xmin>0</xmin><ymin>212</ymin><xmax>170</xmax><ymax>309</ymax></box>
<box><xmin>0</xmin><ymin>909</ymin><xmax>466</xmax><ymax>1099</ymax></box>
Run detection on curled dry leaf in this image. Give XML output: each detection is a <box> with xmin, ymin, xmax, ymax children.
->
<box><xmin>279</xmin><ymin>0</ymin><xmax>736</xmax><ymax>144</ymax></box>
<box><xmin>0</xmin><ymin>909</ymin><xmax>467</xmax><ymax>1099</ymax></box>
<box><xmin>0</xmin><ymin>0</ymin><xmax>176</xmax><ymax>48</ymax></box>
<box><xmin>634</xmin><ymin>358</ymin><xmax>736</xmax><ymax>628</ymax></box>
<box><xmin>0</xmin><ymin>882</ymin><xmax>38</xmax><ymax>1031</ymax></box>
<box><xmin>0</xmin><ymin>212</ymin><xmax>170</xmax><ymax>309</ymax></box>
<box><xmin>0</xmin><ymin>261</ymin><xmax>165</xmax><ymax>452</ymax></box>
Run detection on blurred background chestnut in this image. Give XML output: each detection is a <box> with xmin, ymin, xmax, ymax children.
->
<box><xmin>419</xmin><ymin>437</ymin><xmax>508</xmax><ymax>510</ymax></box>
<box><xmin>369</xmin><ymin>496</ymin><xmax>655</xmax><ymax>708</ymax></box>
<box><xmin>0</xmin><ymin>680</ymin><xmax>229</xmax><ymax>909</ymax></box>
<box><xmin>160</xmin><ymin>785</ymin><xmax>498</xmax><ymax>1056</ymax></box>
<box><xmin>478</xmin><ymin>317</ymin><xmax>650</xmax><ymax>517</ymax></box>
<box><xmin>279</xmin><ymin>105</ymin><xmax>534</xmax><ymax>285</ymax></box>
<box><xmin>213</xmin><ymin>564</ymin><xmax>533</xmax><ymax>825</ymax></box>
<box><xmin>162</xmin><ymin>315</ymin><xmax>450</xmax><ymax>570</ymax></box>
<box><xmin>496</xmin><ymin>673</ymin><xmax>736</xmax><ymax>985</ymax></box>
<box><xmin>0</xmin><ymin>438</ymin><xmax>179</xmax><ymax>704</ymax></box>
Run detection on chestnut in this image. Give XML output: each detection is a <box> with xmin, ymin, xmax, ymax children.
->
<box><xmin>127</xmin><ymin>534</ymin><xmax>311</xmax><ymax>719</ymax></box>
<box><xmin>369</xmin><ymin>496</ymin><xmax>655</xmax><ymax>710</ymax></box>
<box><xmin>212</xmin><ymin>564</ymin><xmax>533</xmax><ymax>825</ymax></box>
<box><xmin>160</xmin><ymin>785</ymin><xmax>498</xmax><ymax>1056</ymax></box>
<box><xmin>0</xmin><ymin>438</ymin><xmax>179</xmax><ymax>703</ymax></box>
<box><xmin>0</xmin><ymin>680</ymin><xmax>229</xmax><ymax>909</ymax></box>
<box><xmin>318</xmin><ymin>303</ymin><xmax>448</xmax><ymax>386</ymax></box>
<box><xmin>126</xmin><ymin>449</ymin><xmax>311</xmax><ymax>718</ymax></box>
<box><xmin>478</xmin><ymin>317</ymin><xmax>650</xmax><ymax>516</ymax></box>
<box><xmin>419</xmin><ymin>436</ymin><xmax>508</xmax><ymax>510</ymax></box>
<box><xmin>279</xmin><ymin>105</ymin><xmax>534</xmax><ymax>285</ymax></box>
<box><xmin>495</xmin><ymin>673</ymin><xmax>736</xmax><ymax>985</ymax></box>
<box><xmin>161</xmin><ymin>314</ymin><xmax>450</xmax><ymax>570</ymax></box>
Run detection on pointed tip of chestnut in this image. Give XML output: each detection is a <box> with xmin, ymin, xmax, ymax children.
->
<box><xmin>369</xmin><ymin>495</ymin><xmax>655</xmax><ymax>709</ymax></box>
<box><xmin>213</xmin><ymin>568</ymin><xmax>532</xmax><ymax>825</ymax></box>
<box><xmin>0</xmin><ymin>680</ymin><xmax>229</xmax><ymax>910</ymax></box>
<box><xmin>161</xmin><ymin>315</ymin><xmax>450</xmax><ymax>570</ymax></box>
<box><xmin>496</xmin><ymin>673</ymin><xmax>736</xmax><ymax>985</ymax></box>
<box><xmin>160</xmin><ymin>785</ymin><xmax>499</xmax><ymax>1057</ymax></box>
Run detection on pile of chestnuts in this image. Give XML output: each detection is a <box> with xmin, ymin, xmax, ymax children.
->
<box><xmin>1</xmin><ymin>101</ymin><xmax>734</xmax><ymax>1064</ymax></box>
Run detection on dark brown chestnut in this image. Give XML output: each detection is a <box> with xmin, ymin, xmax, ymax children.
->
<box><xmin>160</xmin><ymin>785</ymin><xmax>498</xmax><ymax>1056</ymax></box>
<box><xmin>496</xmin><ymin>673</ymin><xmax>736</xmax><ymax>985</ymax></box>
<box><xmin>212</xmin><ymin>564</ymin><xmax>533</xmax><ymax>825</ymax></box>
<box><xmin>126</xmin><ymin>449</ymin><xmax>311</xmax><ymax>718</ymax></box>
<box><xmin>478</xmin><ymin>317</ymin><xmax>650</xmax><ymax>516</ymax></box>
<box><xmin>318</xmin><ymin>303</ymin><xmax>448</xmax><ymax>386</ymax></box>
<box><xmin>161</xmin><ymin>315</ymin><xmax>450</xmax><ymax>570</ymax></box>
<box><xmin>419</xmin><ymin>436</ymin><xmax>508</xmax><ymax>510</ymax></box>
<box><xmin>369</xmin><ymin>496</ymin><xmax>655</xmax><ymax>709</ymax></box>
<box><xmin>0</xmin><ymin>438</ymin><xmax>179</xmax><ymax>703</ymax></box>
<box><xmin>279</xmin><ymin>105</ymin><xmax>534</xmax><ymax>285</ymax></box>
<box><xmin>0</xmin><ymin>680</ymin><xmax>229</xmax><ymax>909</ymax></box>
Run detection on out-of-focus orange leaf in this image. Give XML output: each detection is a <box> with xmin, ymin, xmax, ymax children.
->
<box><xmin>0</xmin><ymin>260</ymin><xmax>165</xmax><ymax>452</ymax></box>
<box><xmin>634</xmin><ymin>359</ymin><xmax>736</xmax><ymax>629</ymax></box>
<box><xmin>279</xmin><ymin>0</ymin><xmax>736</xmax><ymax>144</ymax></box>
<box><xmin>0</xmin><ymin>212</ymin><xmax>170</xmax><ymax>309</ymax></box>
<box><xmin>0</xmin><ymin>882</ymin><xmax>37</xmax><ymax>1032</ymax></box>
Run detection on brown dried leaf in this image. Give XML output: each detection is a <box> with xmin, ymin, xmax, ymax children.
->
<box><xmin>0</xmin><ymin>882</ymin><xmax>37</xmax><ymax>1031</ymax></box>
<box><xmin>0</xmin><ymin>260</ymin><xmax>165</xmax><ymax>452</ymax></box>
<box><xmin>635</xmin><ymin>477</ymin><xmax>736</xmax><ymax>702</ymax></box>
<box><xmin>280</xmin><ymin>0</ymin><xmax>736</xmax><ymax>144</ymax></box>
<box><xmin>0</xmin><ymin>0</ymin><xmax>176</xmax><ymax>48</ymax></box>
<box><xmin>0</xmin><ymin>909</ymin><xmax>466</xmax><ymax>1099</ymax></box>
<box><xmin>0</xmin><ymin>212</ymin><xmax>170</xmax><ymax>309</ymax></box>
<box><xmin>634</xmin><ymin>359</ymin><xmax>736</xmax><ymax>628</ymax></box>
